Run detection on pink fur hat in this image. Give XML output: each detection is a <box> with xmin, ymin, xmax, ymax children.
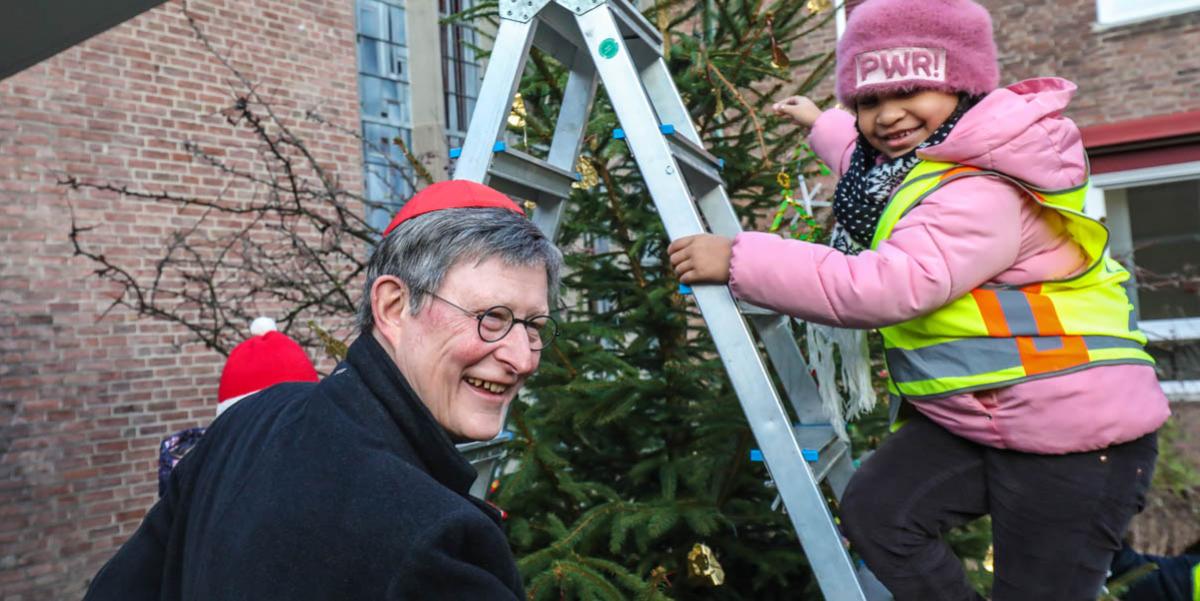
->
<box><xmin>836</xmin><ymin>0</ymin><xmax>999</xmax><ymax>105</ymax></box>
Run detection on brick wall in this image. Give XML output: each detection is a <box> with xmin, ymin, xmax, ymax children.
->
<box><xmin>983</xmin><ymin>0</ymin><xmax>1200</xmax><ymax>127</ymax></box>
<box><xmin>789</xmin><ymin>0</ymin><xmax>1200</xmax><ymax>127</ymax></box>
<box><xmin>0</xmin><ymin>0</ymin><xmax>361</xmax><ymax>598</ymax></box>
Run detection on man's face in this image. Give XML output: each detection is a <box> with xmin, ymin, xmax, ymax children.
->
<box><xmin>386</xmin><ymin>257</ymin><xmax>548</xmax><ymax>441</ymax></box>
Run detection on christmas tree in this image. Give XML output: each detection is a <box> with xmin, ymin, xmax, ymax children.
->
<box><xmin>463</xmin><ymin>2</ymin><xmax>853</xmax><ymax>598</ymax></box>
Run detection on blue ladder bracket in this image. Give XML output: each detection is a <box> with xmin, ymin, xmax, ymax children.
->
<box><xmin>659</xmin><ymin>124</ymin><xmax>676</xmax><ymax>135</ymax></box>
<box><xmin>678</xmin><ymin>283</ymin><xmax>693</xmax><ymax>295</ymax></box>
<box><xmin>612</xmin><ymin>128</ymin><xmax>625</xmax><ymax>140</ymax></box>
<box><xmin>751</xmin><ymin>448</ymin><xmax>818</xmax><ymax>462</ymax></box>
<box><xmin>492</xmin><ymin>140</ymin><xmax>507</xmax><ymax>152</ymax></box>
<box><xmin>449</xmin><ymin>147</ymin><xmax>462</xmax><ymax>159</ymax></box>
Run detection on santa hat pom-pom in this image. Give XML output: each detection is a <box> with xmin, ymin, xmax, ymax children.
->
<box><xmin>249</xmin><ymin>316</ymin><xmax>278</xmax><ymax>337</ymax></box>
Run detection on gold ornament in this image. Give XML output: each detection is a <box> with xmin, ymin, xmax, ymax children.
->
<box><xmin>807</xmin><ymin>0</ymin><xmax>833</xmax><ymax>13</ymax></box>
<box><xmin>686</xmin><ymin>543</ymin><xmax>725</xmax><ymax>587</ymax></box>
<box><xmin>507</xmin><ymin>93</ymin><xmax>527</xmax><ymax>128</ymax></box>
<box><xmin>523</xmin><ymin>200</ymin><xmax>538</xmax><ymax>214</ymax></box>
<box><xmin>572</xmin><ymin>157</ymin><xmax>599</xmax><ymax>190</ymax></box>
<box><xmin>765</xmin><ymin>11</ymin><xmax>790</xmax><ymax>70</ymax></box>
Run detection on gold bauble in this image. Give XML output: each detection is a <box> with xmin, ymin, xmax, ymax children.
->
<box><xmin>572</xmin><ymin>157</ymin><xmax>599</xmax><ymax>190</ymax></box>
<box><xmin>807</xmin><ymin>0</ymin><xmax>833</xmax><ymax>13</ymax></box>
<box><xmin>686</xmin><ymin>543</ymin><xmax>726</xmax><ymax>587</ymax></box>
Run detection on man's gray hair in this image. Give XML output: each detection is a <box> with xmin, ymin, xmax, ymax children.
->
<box><xmin>357</xmin><ymin>207</ymin><xmax>563</xmax><ymax>335</ymax></box>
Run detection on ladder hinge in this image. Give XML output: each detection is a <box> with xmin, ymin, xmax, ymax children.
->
<box><xmin>499</xmin><ymin>0</ymin><xmax>554</xmax><ymax>23</ymax></box>
<box><xmin>554</xmin><ymin>0</ymin><xmax>606</xmax><ymax>16</ymax></box>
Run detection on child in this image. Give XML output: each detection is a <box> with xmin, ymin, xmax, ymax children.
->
<box><xmin>667</xmin><ymin>0</ymin><xmax>1170</xmax><ymax>599</ymax></box>
<box><xmin>157</xmin><ymin>317</ymin><xmax>319</xmax><ymax>496</ymax></box>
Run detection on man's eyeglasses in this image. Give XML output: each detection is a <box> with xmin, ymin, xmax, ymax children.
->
<box><xmin>420</xmin><ymin>289</ymin><xmax>559</xmax><ymax>351</ymax></box>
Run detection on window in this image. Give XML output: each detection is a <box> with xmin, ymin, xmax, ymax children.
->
<box><xmin>1090</xmin><ymin>162</ymin><xmax>1200</xmax><ymax>399</ymax></box>
<box><xmin>1096</xmin><ymin>0</ymin><xmax>1200</xmax><ymax>26</ymax></box>
<box><xmin>357</xmin><ymin>0</ymin><xmax>413</xmax><ymax>230</ymax></box>
<box><xmin>440</xmin><ymin>0</ymin><xmax>483</xmax><ymax>150</ymax></box>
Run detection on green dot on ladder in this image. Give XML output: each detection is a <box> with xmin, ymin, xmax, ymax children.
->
<box><xmin>599</xmin><ymin>38</ymin><xmax>619</xmax><ymax>59</ymax></box>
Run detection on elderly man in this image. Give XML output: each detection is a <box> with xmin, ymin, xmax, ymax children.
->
<box><xmin>84</xmin><ymin>180</ymin><xmax>562</xmax><ymax>600</ymax></box>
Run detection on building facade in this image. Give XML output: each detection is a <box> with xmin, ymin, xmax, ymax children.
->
<box><xmin>2</xmin><ymin>0</ymin><xmax>1197</xmax><ymax>598</ymax></box>
<box><xmin>0</xmin><ymin>0</ymin><xmax>482</xmax><ymax>598</ymax></box>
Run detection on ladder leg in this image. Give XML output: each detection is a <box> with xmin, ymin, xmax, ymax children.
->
<box><xmin>636</xmin><ymin>44</ymin><xmax>829</xmax><ymax>426</ymax></box>
<box><xmin>535</xmin><ymin>60</ymin><xmax>597</xmax><ymax>240</ymax></box>
<box><xmin>453</xmin><ymin>18</ymin><xmax>538</xmax><ymax>182</ymax></box>
<box><xmin>574</xmin><ymin>7</ymin><xmax>866</xmax><ymax>600</ymax></box>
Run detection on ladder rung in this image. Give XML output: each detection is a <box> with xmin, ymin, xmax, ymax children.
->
<box><xmin>792</xmin><ymin>423</ymin><xmax>840</xmax><ymax>458</ymax></box>
<box><xmin>608</xmin><ymin>0</ymin><xmax>663</xmax><ymax>60</ymax></box>
<box><xmin>811</xmin><ymin>439</ymin><xmax>850</xmax><ymax>484</ymax></box>
<box><xmin>532</xmin><ymin>13</ymin><xmax>580</xmax><ymax>65</ymax></box>
<box><xmin>488</xmin><ymin>145</ymin><xmax>579</xmax><ymax>202</ymax></box>
<box><xmin>736</xmin><ymin>300</ymin><xmax>778</xmax><ymax>317</ymax></box>
<box><xmin>663</xmin><ymin>127</ymin><xmax>723</xmax><ymax>195</ymax></box>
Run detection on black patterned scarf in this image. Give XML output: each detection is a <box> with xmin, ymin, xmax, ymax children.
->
<box><xmin>830</xmin><ymin>94</ymin><xmax>982</xmax><ymax>254</ymax></box>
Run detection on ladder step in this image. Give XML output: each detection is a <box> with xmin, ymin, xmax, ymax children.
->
<box><xmin>486</xmin><ymin>143</ymin><xmax>580</xmax><ymax>202</ymax></box>
<box><xmin>810</xmin><ymin>439</ymin><xmax>851</xmax><ymax>484</ymax></box>
<box><xmin>792</xmin><ymin>423</ymin><xmax>840</xmax><ymax>459</ymax></box>
<box><xmin>751</xmin><ymin>423</ymin><xmax>841</xmax><ymax>474</ymax></box>
<box><xmin>736</xmin><ymin>300</ymin><xmax>778</xmax><ymax>317</ymax></box>
<box><xmin>662</xmin><ymin>125</ymin><xmax>724</xmax><ymax>196</ymax></box>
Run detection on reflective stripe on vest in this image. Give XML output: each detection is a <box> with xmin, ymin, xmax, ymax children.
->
<box><xmin>871</xmin><ymin>161</ymin><xmax>1154</xmax><ymax>399</ymax></box>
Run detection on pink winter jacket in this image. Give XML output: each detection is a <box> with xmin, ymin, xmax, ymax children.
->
<box><xmin>730</xmin><ymin>78</ymin><xmax>1169</xmax><ymax>454</ymax></box>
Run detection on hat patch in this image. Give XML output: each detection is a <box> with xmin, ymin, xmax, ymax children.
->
<box><xmin>855</xmin><ymin>47</ymin><xmax>946</xmax><ymax>89</ymax></box>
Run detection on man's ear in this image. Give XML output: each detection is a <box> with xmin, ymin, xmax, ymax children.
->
<box><xmin>370</xmin><ymin>275</ymin><xmax>409</xmax><ymax>347</ymax></box>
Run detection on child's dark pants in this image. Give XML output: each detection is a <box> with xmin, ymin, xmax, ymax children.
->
<box><xmin>841</xmin><ymin>412</ymin><xmax>1157</xmax><ymax>601</ymax></box>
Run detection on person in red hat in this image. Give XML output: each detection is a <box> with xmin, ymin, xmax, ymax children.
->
<box><xmin>215</xmin><ymin>316</ymin><xmax>320</xmax><ymax>416</ymax></box>
<box><xmin>154</xmin><ymin>317</ymin><xmax>319</xmax><ymax>498</ymax></box>
<box><xmin>87</xmin><ymin>180</ymin><xmax>562</xmax><ymax>601</ymax></box>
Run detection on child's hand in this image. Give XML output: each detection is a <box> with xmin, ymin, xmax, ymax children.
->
<box><xmin>668</xmin><ymin>234</ymin><xmax>733</xmax><ymax>285</ymax></box>
<box><xmin>772</xmin><ymin>96</ymin><xmax>822</xmax><ymax>128</ymax></box>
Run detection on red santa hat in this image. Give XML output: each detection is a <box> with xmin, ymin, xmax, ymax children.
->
<box><xmin>381</xmin><ymin>180</ymin><xmax>524</xmax><ymax>237</ymax></box>
<box><xmin>217</xmin><ymin>317</ymin><xmax>319</xmax><ymax>416</ymax></box>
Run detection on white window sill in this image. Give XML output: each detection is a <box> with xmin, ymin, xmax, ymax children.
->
<box><xmin>1161</xmin><ymin>380</ymin><xmax>1200</xmax><ymax>402</ymax></box>
<box><xmin>1092</xmin><ymin>6</ymin><xmax>1200</xmax><ymax>31</ymax></box>
<box><xmin>1141</xmin><ymin>317</ymin><xmax>1200</xmax><ymax>342</ymax></box>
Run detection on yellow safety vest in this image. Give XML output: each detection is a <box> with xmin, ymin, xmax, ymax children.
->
<box><xmin>871</xmin><ymin>161</ymin><xmax>1154</xmax><ymax>400</ymax></box>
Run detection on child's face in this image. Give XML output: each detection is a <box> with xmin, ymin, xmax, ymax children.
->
<box><xmin>855</xmin><ymin>90</ymin><xmax>960</xmax><ymax>158</ymax></box>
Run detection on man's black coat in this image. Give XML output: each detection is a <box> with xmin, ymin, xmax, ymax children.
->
<box><xmin>84</xmin><ymin>335</ymin><xmax>523</xmax><ymax>600</ymax></box>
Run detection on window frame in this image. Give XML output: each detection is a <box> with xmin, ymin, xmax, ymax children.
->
<box><xmin>439</xmin><ymin>0</ymin><xmax>483</xmax><ymax>149</ymax></box>
<box><xmin>356</xmin><ymin>0</ymin><xmax>415</xmax><ymax>230</ymax></box>
<box><xmin>1087</xmin><ymin>160</ymin><xmax>1200</xmax><ymax>401</ymax></box>
<box><xmin>1095</xmin><ymin>0</ymin><xmax>1200</xmax><ymax>27</ymax></box>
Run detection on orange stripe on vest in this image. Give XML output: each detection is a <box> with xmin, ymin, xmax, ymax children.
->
<box><xmin>970</xmin><ymin>289</ymin><xmax>1012</xmax><ymax>337</ymax></box>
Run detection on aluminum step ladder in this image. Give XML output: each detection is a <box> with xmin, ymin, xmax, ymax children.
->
<box><xmin>451</xmin><ymin>2</ymin><xmax>888</xmax><ymax>599</ymax></box>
